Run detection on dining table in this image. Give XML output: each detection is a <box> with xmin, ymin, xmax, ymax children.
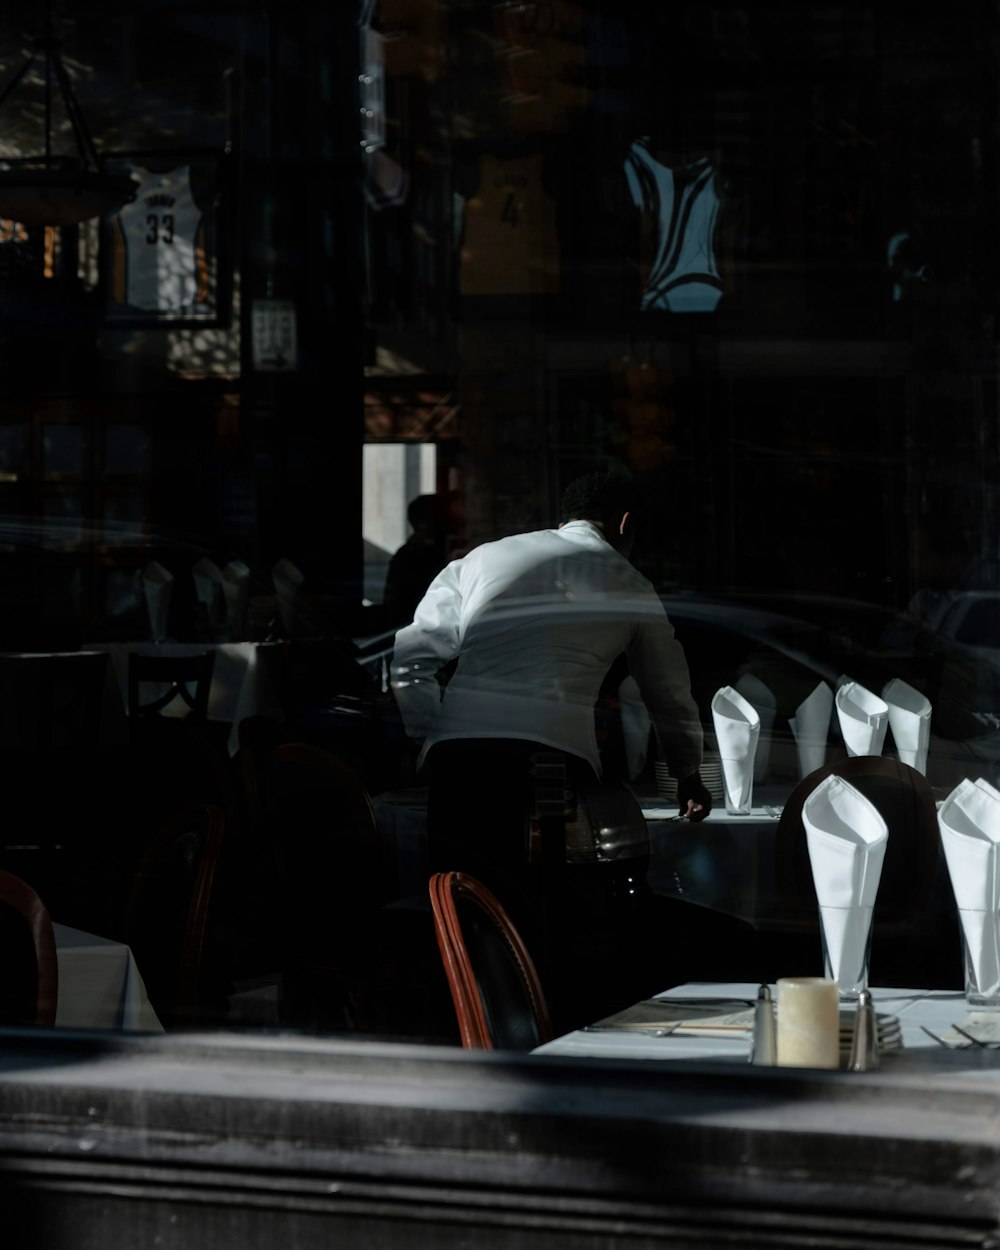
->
<box><xmin>370</xmin><ymin>785</ymin><xmax>793</xmax><ymax>913</ymax></box>
<box><xmin>87</xmin><ymin>639</ymin><xmax>289</xmax><ymax>754</ymax></box>
<box><xmin>54</xmin><ymin>922</ymin><xmax>164</xmax><ymax>1032</ymax></box>
<box><xmin>532</xmin><ymin>981</ymin><xmax>1000</xmax><ymax>1075</ymax></box>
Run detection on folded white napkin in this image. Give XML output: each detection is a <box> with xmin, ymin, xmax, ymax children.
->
<box><xmin>143</xmin><ymin>560</ymin><xmax>174</xmax><ymax>642</ymax></box>
<box><xmin>192</xmin><ymin>557</ymin><xmax>225</xmax><ymax>632</ymax></box>
<box><xmin>803</xmin><ymin>774</ymin><xmax>888</xmax><ymax>992</ymax></box>
<box><xmin>222</xmin><ymin>560</ymin><xmax>250</xmax><ymax>640</ymax></box>
<box><xmin>836</xmin><ymin>680</ymin><xmax>889</xmax><ymax>757</ymax></box>
<box><xmin>881</xmin><ymin>678</ymin><xmax>931</xmax><ymax>774</ymax></box>
<box><xmin>789</xmin><ymin>682</ymin><xmax>833</xmax><ymax>777</ymax></box>
<box><xmin>734</xmin><ymin>674</ymin><xmax>775</xmax><ymax>784</ymax></box>
<box><xmin>711</xmin><ymin>686</ymin><xmax>760</xmax><ymax>811</ymax></box>
<box><xmin>618</xmin><ymin>675</ymin><xmax>651</xmax><ymax>781</ymax></box>
<box><xmin>938</xmin><ymin>778</ymin><xmax>1000</xmax><ymax>997</ymax></box>
<box><xmin>273</xmin><ymin>558</ymin><xmax>304</xmax><ymax>637</ymax></box>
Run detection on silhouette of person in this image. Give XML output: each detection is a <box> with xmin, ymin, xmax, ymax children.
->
<box><xmin>383</xmin><ymin>494</ymin><xmax>452</xmax><ymax>627</ymax></box>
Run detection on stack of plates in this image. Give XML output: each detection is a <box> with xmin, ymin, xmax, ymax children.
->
<box><xmin>838</xmin><ymin>1009</ymin><xmax>902</xmax><ymax>1058</ymax></box>
<box><xmin>655</xmin><ymin>753</ymin><xmax>725</xmax><ymax>805</ymax></box>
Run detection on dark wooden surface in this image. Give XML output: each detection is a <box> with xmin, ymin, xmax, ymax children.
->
<box><xmin>1</xmin><ymin>1028</ymin><xmax>999</xmax><ymax>1248</ymax></box>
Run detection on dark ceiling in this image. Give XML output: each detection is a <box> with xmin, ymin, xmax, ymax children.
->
<box><xmin>0</xmin><ymin>4</ymin><xmax>250</xmax><ymax>163</ymax></box>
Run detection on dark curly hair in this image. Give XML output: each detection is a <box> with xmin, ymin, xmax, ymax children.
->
<box><xmin>559</xmin><ymin>470</ymin><xmax>635</xmax><ymax>527</ymax></box>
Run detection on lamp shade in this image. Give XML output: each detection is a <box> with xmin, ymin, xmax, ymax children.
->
<box><xmin>0</xmin><ymin>168</ymin><xmax>138</xmax><ymax>226</ymax></box>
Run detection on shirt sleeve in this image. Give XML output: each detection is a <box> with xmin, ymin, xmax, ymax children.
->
<box><xmin>625</xmin><ymin>593</ymin><xmax>704</xmax><ymax>779</ymax></box>
<box><xmin>390</xmin><ymin>559</ymin><xmax>463</xmax><ymax>741</ymax></box>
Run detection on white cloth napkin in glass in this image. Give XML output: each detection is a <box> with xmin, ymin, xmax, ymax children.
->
<box><xmin>836</xmin><ymin>680</ymin><xmax>889</xmax><ymax>757</ymax></box>
<box><xmin>881</xmin><ymin>678</ymin><xmax>931</xmax><ymax>775</ymax></box>
<box><xmin>790</xmin><ymin>682</ymin><xmax>833</xmax><ymax>777</ymax></box>
<box><xmin>192</xmin><ymin>557</ymin><xmax>225</xmax><ymax>633</ymax></box>
<box><xmin>143</xmin><ymin>560</ymin><xmax>174</xmax><ymax>643</ymax></box>
<box><xmin>735</xmin><ymin>674</ymin><xmax>776</xmax><ymax>784</ymax></box>
<box><xmin>273</xmin><ymin>558</ymin><xmax>304</xmax><ymax>637</ymax></box>
<box><xmin>938</xmin><ymin>778</ymin><xmax>1000</xmax><ymax>997</ymax></box>
<box><xmin>223</xmin><ymin>560</ymin><xmax>251</xmax><ymax>640</ymax></box>
<box><xmin>711</xmin><ymin>686</ymin><xmax>760</xmax><ymax>811</ymax></box>
<box><xmin>803</xmin><ymin>774</ymin><xmax>888</xmax><ymax>989</ymax></box>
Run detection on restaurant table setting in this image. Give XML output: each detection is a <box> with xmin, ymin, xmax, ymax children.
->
<box><xmin>531</xmin><ymin>980</ymin><xmax>1000</xmax><ymax>1075</ymax></box>
<box><xmin>536</xmin><ymin>760</ymin><xmax>1000</xmax><ymax>1073</ymax></box>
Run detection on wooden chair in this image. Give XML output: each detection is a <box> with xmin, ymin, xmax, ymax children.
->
<box><xmin>123</xmin><ymin>803</ymin><xmax>225</xmax><ymax>1029</ymax></box>
<box><xmin>0</xmin><ymin>869</ymin><xmax>58</xmax><ymax>1026</ymax></box>
<box><xmin>772</xmin><ymin>756</ymin><xmax>959</xmax><ymax>987</ymax></box>
<box><xmin>429</xmin><ymin>871</ymin><xmax>552</xmax><ymax>1050</ymax></box>
<box><xmin>127</xmin><ymin>650</ymin><xmax>215</xmax><ymax>721</ymax></box>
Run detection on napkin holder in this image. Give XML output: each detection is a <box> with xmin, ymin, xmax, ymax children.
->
<box><xmin>143</xmin><ymin>560</ymin><xmax>174</xmax><ymax>643</ymax></box>
<box><xmin>836</xmin><ymin>680</ymin><xmax>889</xmax><ymax>757</ymax></box>
<box><xmin>223</xmin><ymin>560</ymin><xmax>251</xmax><ymax>640</ymax></box>
<box><xmin>192</xmin><ymin>557</ymin><xmax>225</xmax><ymax>639</ymax></box>
<box><xmin>790</xmin><ymin>682</ymin><xmax>833</xmax><ymax>778</ymax></box>
<box><xmin>711</xmin><ymin>685</ymin><xmax>760</xmax><ymax>815</ymax></box>
<box><xmin>803</xmin><ymin>774</ymin><xmax>888</xmax><ymax>998</ymax></box>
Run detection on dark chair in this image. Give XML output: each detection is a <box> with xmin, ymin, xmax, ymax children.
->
<box><xmin>258</xmin><ymin>741</ymin><xmax>391</xmax><ymax>1031</ymax></box>
<box><xmin>0</xmin><ymin>869</ymin><xmax>58</xmax><ymax>1027</ymax></box>
<box><xmin>429</xmin><ymin>870</ymin><xmax>552</xmax><ymax>1051</ymax></box>
<box><xmin>126</xmin><ymin>649</ymin><xmax>239</xmax><ymax>821</ymax></box>
<box><xmin>123</xmin><ymin>803</ymin><xmax>225</xmax><ymax>1029</ymax></box>
<box><xmin>236</xmin><ymin>713</ymin><xmax>287</xmax><ymax>836</ymax></box>
<box><xmin>127</xmin><ymin>650</ymin><xmax>215</xmax><ymax>721</ymax></box>
<box><xmin>0</xmin><ymin>651</ymin><xmax>109</xmax><ymax>750</ymax></box>
<box><xmin>771</xmin><ymin>756</ymin><xmax>959</xmax><ymax>987</ymax></box>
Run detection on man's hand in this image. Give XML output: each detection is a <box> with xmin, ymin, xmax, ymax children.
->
<box><xmin>677</xmin><ymin>771</ymin><xmax>712</xmax><ymax>822</ymax></box>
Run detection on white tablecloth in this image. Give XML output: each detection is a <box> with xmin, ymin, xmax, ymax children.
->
<box><xmin>54</xmin><ymin>923</ymin><xmax>164</xmax><ymax>1032</ymax></box>
<box><xmin>532</xmin><ymin>981</ymin><xmax>990</xmax><ymax>1072</ymax></box>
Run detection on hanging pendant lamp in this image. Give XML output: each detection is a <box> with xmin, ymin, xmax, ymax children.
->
<box><xmin>0</xmin><ymin>19</ymin><xmax>137</xmax><ymax>226</ymax></box>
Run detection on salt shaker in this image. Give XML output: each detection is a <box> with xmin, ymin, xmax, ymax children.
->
<box><xmin>749</xmin><ymin>983</ymin><xmax>776</xmax><ymax>1065</ymax></box>
<box><xmin>848</xmin><ymin>989</ymin><xmax>880</xmax><ymax>1071</ymax></box>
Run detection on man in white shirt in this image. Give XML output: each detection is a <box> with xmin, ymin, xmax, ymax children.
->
<box><xmin>391</xmin><ymin>472</ymin><xmax>710</xmax><ymax>1004</ymax></box>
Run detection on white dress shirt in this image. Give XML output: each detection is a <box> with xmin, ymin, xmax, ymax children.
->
<box><xmin>391</xmin><ymin>520</ymin><xmax>703</xmax><ymax>778</ymax></box>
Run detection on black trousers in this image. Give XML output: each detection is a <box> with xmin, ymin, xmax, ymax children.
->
<box><xmin>424</xmin><ymin>739</ymin><xmax>650</xmax><ymax>1030</ymax></box>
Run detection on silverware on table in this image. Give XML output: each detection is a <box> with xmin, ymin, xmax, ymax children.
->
<box><xmin>581</xmin><ymin>1024</ymin><xmax>678</xmax><ymax>1038</ymax></box>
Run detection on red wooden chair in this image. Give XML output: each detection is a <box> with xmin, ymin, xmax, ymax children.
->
<box><xmin>0</xmin><ymin>869</ymin><xmax>58</xmax><ymax>1026</ymax></box>
<box><xmin>124</xmin><ymin>803</ymin><xmax>225</xmax><ymax>1028</ymax></box>
<box><xmin>429</xmin><ymin>871</ymin><xmax>552</xmax><ymax>1051</ymax></box>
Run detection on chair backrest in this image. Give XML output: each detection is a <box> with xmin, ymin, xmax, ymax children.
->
<box><xmin>775</xmin><ymin>756</ymin><xmax>941</xmax><ymax>923</ymax></box>
<box><xmin>264</xmin><ymin>741</ymin><xmax>385</xmax><ymax>878</ymax></box>
<box><xmin>0</xmin><ymin>869</ymin><xmax>57</xmax><ymax>1026</ymax></box>
<box><xmin>0</xmin><ymin>651</ymin><xmax>109</xmax><ymax>750</ymax></box>
<box><xmin>236</xmin><ymin>713</ymin><xmax>288</xmax><ymax>834</ymax></box>
<box><xmin>124</xmin><ymin>802</ymin><xmax>225</xmax><ymax>1028</ymax></box>
<box><xmin>429</xmin><ymin>871</ymin><xmax>552</xmax><ymax>1051</ymax></box>
<box><xmin>127</xmin><ymin>650</ymin><xmax>215</xmax><ymax>720</ymax></box>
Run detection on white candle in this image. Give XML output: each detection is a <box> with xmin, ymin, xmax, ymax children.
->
<box><xmin>776</xmin><ymin>976</ymin><xmax>840</xmax><ymax>1069</ymax></box>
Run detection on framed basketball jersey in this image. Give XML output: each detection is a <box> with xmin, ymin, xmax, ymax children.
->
<box><xmin>100</xmin><ymin>152</ymin><xmax>229</xmax><ymax>326</ymax></box>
